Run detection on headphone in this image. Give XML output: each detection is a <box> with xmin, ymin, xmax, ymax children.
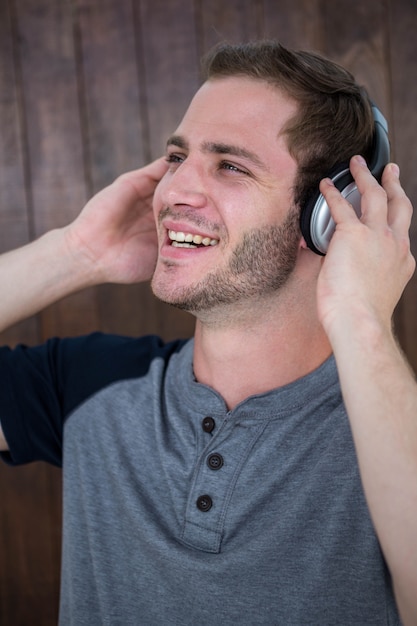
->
<box><xmin>300</xmin><ymin>103</ymin><xmax>390</xmax><ymax>255</ymax></box>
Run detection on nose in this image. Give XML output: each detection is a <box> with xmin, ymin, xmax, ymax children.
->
<box><xmin>161</xmin><ymin>157</ymin><xmax>208</xmax><ymax>210</ymax></box>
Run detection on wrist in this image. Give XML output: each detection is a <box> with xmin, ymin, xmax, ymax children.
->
<box><xmin>0</xmin><ymin>228</ymin><xmax>99</xmax><ymax>332</ymax></box>
<box><xmin>323</xmin><ymin>305</ymin><xmax>395</xmax><ymax>357</ymax></box>
<box><xmin>61</xmin><ymin>225</ymin><xmax>105</xmax><ymax>288</ymax></box>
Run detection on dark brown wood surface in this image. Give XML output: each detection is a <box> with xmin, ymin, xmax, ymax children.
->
<box><xmin>0</xmin><ymin>1</ymin><xmax>416</xmax><ymax>623</ymax></box>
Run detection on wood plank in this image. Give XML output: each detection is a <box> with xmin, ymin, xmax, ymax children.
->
<box><xmin>15</xmin><ymin>0</ymin><xmax>100</xmax><ymax>339</ymax></box>
<box><xmin>77</xmin><ymin>0</ymin><xmax>146</xmax><ymax>193</ymax></box>
<box><xmin>0</xmin><ymin>0</ymin><xmax>38</xmax><ymax>347</ymax></box>
<box><xmin>138</xmin><ymin>0</ymin><xmax>200</xmax><ymax>156</ymax></box>
<box><xmin>388</xmin><ymin>0</ymin><xmax>417</xmax><ymax>371</ymax></box>
<box><xmin>0</xmin><ymin>463</ymin><xmax>61</xmax><ymax>625</ymax></box>
<box><xmin>16</xmin><ymin>0</ymin><xmax>87</xmax><ymax>232</ymax></box>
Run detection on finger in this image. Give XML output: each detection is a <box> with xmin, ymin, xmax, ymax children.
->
<box><xmin>349</xmin><ymin>155</ymin><xmax>388</xmax><ymax>227</ymax></box>
<box><xmin>381</xmin><ymin>163</ymin><xmax>413</xmax><ymax>232</ymax></box>
<box><xmin>319</xmin><ymin>177</ymin><xmax>359</xmax><ymax>225</ymax></box>
<box><xmin>130</xmin><ymin>156</ymin><xmax>169</xmax><ymax>185</ymax></box>
<box><xmin>118</xmin><ymin>157</ymin><xmax>169</xmax><ymax>196</ymax></box>
<box><xmin>140</xmin><ymin>156</ymin><xmax>170</xmax><ymax>182</ymax></box>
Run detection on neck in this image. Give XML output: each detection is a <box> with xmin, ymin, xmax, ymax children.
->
<box><xmin>192</xmin><ymin>290</ymin><xmax>332</xmax><ymax>410</ymax></box>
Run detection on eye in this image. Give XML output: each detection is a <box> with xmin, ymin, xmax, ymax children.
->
<box><xmin>165</xmin><ymin>153</ymin><xmax>185</xmax><ymax>167</ymax></box>
<box><xmin>220</xmin><ymin>161</ymin><xmax>249</xmax><ymax>175</ymax></box>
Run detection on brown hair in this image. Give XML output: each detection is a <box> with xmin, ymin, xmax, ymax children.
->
<box><xmin>202</xmin><ymin>40</ymin><xmax>375</xmax><ymax>210</ymax></box>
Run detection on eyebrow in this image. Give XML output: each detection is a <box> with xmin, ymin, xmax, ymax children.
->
<box><xmin>166</xmin><ymin>135</ymin><xmax>268</xmax><ymax>172</ymax></box>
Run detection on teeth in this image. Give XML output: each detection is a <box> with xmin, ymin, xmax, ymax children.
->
<box><xmin>168</xmin><ymin>230</ymin><xmax>218</xmax><ymax>247</ymax></box>
<box><xmin>172</xmin><ymin>242</ymin><xmax>196</xmax><ymax>248</ymax></box>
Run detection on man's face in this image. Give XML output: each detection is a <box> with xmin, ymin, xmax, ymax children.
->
<box><xmin>151</xmin><ymin>76</ymin><xmax>301</xmax><ymax>316</ymax></box>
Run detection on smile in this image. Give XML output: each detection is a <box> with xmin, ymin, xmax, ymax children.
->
<box><xmin>168</xmin><ymin>230</ymin><xmax>219</xmax><ymax>248</ymax></box>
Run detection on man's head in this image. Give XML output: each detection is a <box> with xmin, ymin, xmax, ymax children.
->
<box><xmin>151</xmin><ymin>41</ymin><xmax>375</xmax><ymax>320</ymax></box>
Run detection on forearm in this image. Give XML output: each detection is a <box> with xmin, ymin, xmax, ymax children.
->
<box><xmin>329</xmin><ymin>313</ymin><xmax>417</xmax><ymax>624</ymax></box>
<box><xmin>0</xmin><ymin>227</ymin><xmax>96</xmax><ymax>333</ymax></box>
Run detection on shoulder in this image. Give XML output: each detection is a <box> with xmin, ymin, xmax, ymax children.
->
<box><xmin>0</xmin><ymin>333</ymin><xmax>190</xmax><ymax>465</ymax></box>
<box><xmin>41</xmin><ymin>332</ymin><xmax>189</xmax><ymax>408</ymax></box>
<box><xmin>50</xmin><ymin>332</ymin><xmax>187</xmax><ymax>372</ymax></box>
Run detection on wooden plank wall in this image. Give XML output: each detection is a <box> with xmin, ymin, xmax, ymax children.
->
<box><xmin>0</xmin><ymin>0</ymin><xmax>415</xmax><ymax>623</ymax></box>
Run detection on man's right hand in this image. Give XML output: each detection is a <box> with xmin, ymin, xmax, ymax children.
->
<box><xmin>64</xmin><ymin>157</ymin><xmax>168</xmax><ymax>285</ymax></box>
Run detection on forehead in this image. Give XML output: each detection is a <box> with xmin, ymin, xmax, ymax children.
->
<box><xmin>175</xmin><ymin>77</ymin><xmax>298</xmax><ymax>148</ymax></box>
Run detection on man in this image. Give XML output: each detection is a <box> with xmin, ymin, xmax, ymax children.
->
<box><xmin>0</xmin><ymin>41</ymin><xmax>416</xmax><ymax>625</ymax></box>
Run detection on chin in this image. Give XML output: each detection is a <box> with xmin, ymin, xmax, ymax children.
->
<box><xmin>151</xmin><ymin>272</ymin><xmax>187</xmax><ymax>308</ymax></box>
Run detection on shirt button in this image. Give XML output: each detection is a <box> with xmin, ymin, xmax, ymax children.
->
<box><xmin>202</xmin><ymin>417</ymin><xmax>215</xmax><ymax>433</ymax></box>
<box><xmin>196</xmin><ymin>495</ymin><xmax>213</xmax><ymax>512</ymax></box>
<box><xmin>207</xmin><ymin>453</ymin><xmax>224</xmax><ymax>471</ymax></box>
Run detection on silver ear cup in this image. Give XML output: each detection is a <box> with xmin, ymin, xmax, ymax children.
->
<box><xmin>310</xmin><ymin>169</ymin><xmax>361</xmax><ymax>255</ymax></box>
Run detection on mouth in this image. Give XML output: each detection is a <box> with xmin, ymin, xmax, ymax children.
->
<box><xmin>168</xmin><ymin>229</ymin><xmax>219</xmax><ymax>249</ymax></box>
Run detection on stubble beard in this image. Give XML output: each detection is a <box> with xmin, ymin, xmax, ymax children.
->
<box><xmin>151</xmin><ymin>205</ymin><xmax>301</xmax><ymax>316</ymax></box>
